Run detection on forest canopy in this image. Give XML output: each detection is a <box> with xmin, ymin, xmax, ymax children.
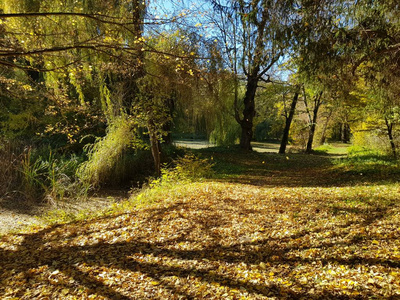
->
<box><xmin>0</xmin><ymin>0</ymin><xmax>399</xmax><ymax>197</ymax></box>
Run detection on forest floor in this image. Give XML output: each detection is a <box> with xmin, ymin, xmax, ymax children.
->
<box><xmin>1</xmin><ymin>146</ymin><xmax>400</xmax><ymax>299</ymax></box>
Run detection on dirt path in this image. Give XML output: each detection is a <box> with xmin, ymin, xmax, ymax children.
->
<box><xmin>174</xmin><ymin>140</ymin><xmax>282</xmax><ymax>153</ymax></box>
<box><xmin>0</xmin><ymin>191</ymin><xmax>128</xmax><ymax>235</ymax></box>
<box><xmin>0</xmin><ymin>197</ymin><xmax>45</xmax><ymax>235</ymax></box>
<box><xmin>0</xmin><ymin>207</ymin><xmax>42</xmax><ymax>235</ymax></box>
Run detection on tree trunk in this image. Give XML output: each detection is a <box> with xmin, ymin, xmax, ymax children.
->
<box><xmin>239</xmin><ymin>76</ymin><xmax>259</xmax><ymax>151</ymax></box>
<box><xmin>306</xmin><ymin>122</ymin><xmax>317</xmax><ymax>153</ymax></box>
<box><xmin>319</xmin><ymin>109</ymin><xmax>332</xmax><ymax>145</ymax></box>
<box><xmin>279</xmin><ymin>90</ymin><xmax>299</xmax><ymax>154</ymax></box>
<box><xmin>148</xmin><ymin>121</ymin><xmax>161</xmax><ymax>176</ymax></box>
<box><xmin>341</xmin><ymin>122</ymin><xmax>351</xmax><ymax>143</ymax></box>
<box><xmin>385</xmin><ymin>117</ymin><xmax>397</xmax><ymax>159</ymax></box>
<box><xmin>305</xmin><ymin>92</ymin><xmax>323</xmax><ymax>154</ymax></box>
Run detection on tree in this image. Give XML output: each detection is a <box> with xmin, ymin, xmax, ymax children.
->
<box><xmin>210</xmin><ymin>0</ymin><xmax>295</xmax><ymax>150</ymax></box>
<box><xmin>303</xmin><ymin>89</ymin><xmax>323</xmax><ymax>153</ymax></box>
<box><xmin>290</xmin><ymin>0</ymin><xmax>357</xmax><ymax>152</ymax></box>
<box><xmin>0</xmin><ymin>0</ymin><xmax>185</xmax><ymax>177</ymax></box>
<box><xmin>346</xmin><ymin>0</ymin><xmax>400</xmax><ymax>157</ymax></box>
<box><xmin>279</xmin><ymin>85</ymin><xmax>300</xmax><ymax>154</ymax></box>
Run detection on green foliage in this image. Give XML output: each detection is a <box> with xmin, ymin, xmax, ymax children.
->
<box><xmin>209</xmin><ymin>118</ymin><xmax>240</xmax><ymax>146</ymax></box>
<box><xmin>194</xmin><ymin>145</ymin><xmax>246</xmax><ymax>178</ymax></box>
<box><xmin>254</xmin><ymin>84</ymin><xmax>291</xmax><ymax>142</ymax></box>
<box><xmin>77</xmin><ymin>116</ymin><xmax>143</xmax><ymax>188</ymax></box>
<box><xmin>254</xmin><ymin>119</ymin><xmax>284</xmax><ymax>142</ymax></box>
<box><xmin>20</xmin><ymin>149</ymin><xmax>49</xmax><ymax>200</ymax></box>
<box><xmin>313</xmin><ymin>143</ymin><xmax>334</xmax><ymax>154</ymax></box>
<box><xmin>41</xmin><ymin>209</ymin><xmax>79</xmax><ymax>225</ymax></box>
<box><xmin>347</xmin><ymin>145</ymin><xmax>382</xmax><ymax>157</ymax></box>
<box><xmin>132</xmin><ymin>153</ymin><xmax>214</xmax><ymax>206</ymax></box>
<box><xmin>157</xmin><ymin>153</ymin><xmax>214</xmax><ymax>185</ymax></box>
<box><xmin>334</xmin><ymin>146</ymin><xmax>400</xmax><ymax>176</ymax></box>
<box><xmin>0</xmin><ymin>139</ymin><xmax>23</xmax><ymax>197</ymax></box>
<box><xmin>20</xmin><ymin>148</ymin><xmax>86</xmax><ymax>202</ymax></box>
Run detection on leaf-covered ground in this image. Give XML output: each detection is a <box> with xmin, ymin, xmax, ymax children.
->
<box><xmin>1</xmin><ymin>151</ymin><xmax>400</xmax><ymax>299</ymax></box>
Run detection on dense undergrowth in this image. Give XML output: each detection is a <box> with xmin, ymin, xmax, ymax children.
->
<box><xmin>1</xmin><ymin>144</ymin><xmax>400</xmax><ymax>299</ymax></box>
<box><xmin>0</xmin><ymin>137</ymin><xmax>183</xmax><ymax>204</ymax></box>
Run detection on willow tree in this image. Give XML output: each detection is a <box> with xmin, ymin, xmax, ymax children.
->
<box><xmin>0</xmin><ymin>0</ymin><xmax>148</xmax><ymax>125</ymax></box>
<box><xmin>0</xmin><ymin>0</ymin><xmax>183</xmax><ymax>178</ymax></box>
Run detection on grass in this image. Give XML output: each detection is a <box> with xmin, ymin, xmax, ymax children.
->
<box><xmin>333</xmin><ymin>147</ymin><xmax>400</xmax><ymax>178</ymax></box>
<box><xmin>1</xmin><ymin>148</ymin><xmax>400</xmax><ymax>299</ymax></box>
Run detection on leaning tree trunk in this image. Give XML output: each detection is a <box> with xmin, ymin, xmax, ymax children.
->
<box><xmin>279</xmin><ymin>89</ymin><xmax>299</xmax><ymax>154</ymax></box>
<box><xmin>385</xmin><ymin>117</ymin><xmax>397</xmax><ymax>159</ymax></box>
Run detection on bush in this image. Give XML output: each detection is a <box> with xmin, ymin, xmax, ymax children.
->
<box><xmin>154</xmin><ymin>153</ymin><xmax>215</xmax><ymax>186</ymax></box>
<box><xmin>20</xmin><ymin>149</ymin><xmax>87</xmax><ymax>203</ymax></box>
<box><xmin>77</xmin><ymin>116</ymin><xmax>143</xmax><ymax>188</ymax></box>
<box><xmin>132</xmin><ymin>153</ymin><xmax>215</xmax><ymax>207</ymax></box>
<box><xmin>0</xmin><ymin>139</ymin><xmax>23</xmax><ymax>198</ymax></box>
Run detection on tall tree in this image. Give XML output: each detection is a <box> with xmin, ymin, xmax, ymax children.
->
<box><xmin>0</xmin><ymin>0</ymin><xmax>179</xmax><ymax>176</ymax></box>
<box><xmin>279</xmin><ymin>85</ymin><xmax>300</xmax><ymax>154</ymax></box>
<box><xmin>303</xmin><ymin>88</ymin><xmax>323</xmax><ymax>153</ymax></box>
<box><xmin>211</xmin><ymin>0</ymin><xmax>295</xmax><ymax>150</ymax></box>
<box><xmin>345</xmin><ymin>0</ymin><xmax>400</xmax><ymax>156</ymax></box>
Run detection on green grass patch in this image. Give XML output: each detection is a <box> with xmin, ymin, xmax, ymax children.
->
<box><xmin>333</xmin><ymin>150</ymin><xmax>400</xmax><ymax>176</ymax></box>
<box><xmin>313</xmin><ymin>143</ymin><xmax>350</xmax><ymax>155</ymax></box>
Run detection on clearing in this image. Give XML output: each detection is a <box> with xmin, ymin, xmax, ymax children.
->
<box><xmin>1</xmin><ymin>148</ymin><xmax>400</xmax><ymax>299</ymax></box>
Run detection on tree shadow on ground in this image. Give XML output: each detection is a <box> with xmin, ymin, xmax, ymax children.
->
<box><xmin>1</xmin><ymin>190</ymin><xmax>399</xmax><ymax>299</ymax></box>
<box><xmin>205</xmin><ymin>150</ymin><xmax>400</xmax><ymax>188</ymax></box>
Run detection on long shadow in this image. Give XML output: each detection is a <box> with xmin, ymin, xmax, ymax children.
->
<box><xmin>0</xmin><ymin>229</ymin><xmax>384</xmax><ymax>299</ymax></box>
<box><xmin>204</xmin><ymin>150</ymin><xmax>400</xmax><ymax>188</ymax></box>
<box><xmin>1</xmin><ymin>193</ymin><xmax>399</xmax><ymax>299</ymax></box>
<box><xmin>1</xmin><ymin>147</ymin><xmax>400</xmax><ymax>298</ymax></box>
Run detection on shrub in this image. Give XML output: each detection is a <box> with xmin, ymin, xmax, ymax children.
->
<box><xmin>77</xmin><ymin>116</ymin><xmax>143</xmax><ymax>188</ymax></box>
<box><xmin>132</xmin><ymin>153</ymin><xmax>214</xmax><ymax>207</ymax></box>
<box><xmin>0</xmin><ymin>139</ymin><xmax>23</xmax><ymax>198</ymax></box>
<box><xmin>20</xmin><ymin>149</ymin><xmax>86</xmax><ymax>203</ymax></box>
<box><xmin>154</xmin><ymin>153</ymin><xmax>215</xmax><ymax>186</ymax></box>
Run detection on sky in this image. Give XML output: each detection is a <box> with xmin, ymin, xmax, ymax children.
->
<box><xmin>146</xmin><ymin>0</ymin><xmax>292</xmax><ymax>82</ymax></box>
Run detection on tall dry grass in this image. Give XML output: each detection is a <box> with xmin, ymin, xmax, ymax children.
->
<box><xmin>0</xmin><ymin>139</ymin><xmax>23</xmax><ymax>199</ymax></box>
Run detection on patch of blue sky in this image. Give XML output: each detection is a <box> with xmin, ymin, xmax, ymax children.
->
<box><xmin>146</xmin><ymin>0</ymin><xmax>292</xmax><ymax>82</ymax></box>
